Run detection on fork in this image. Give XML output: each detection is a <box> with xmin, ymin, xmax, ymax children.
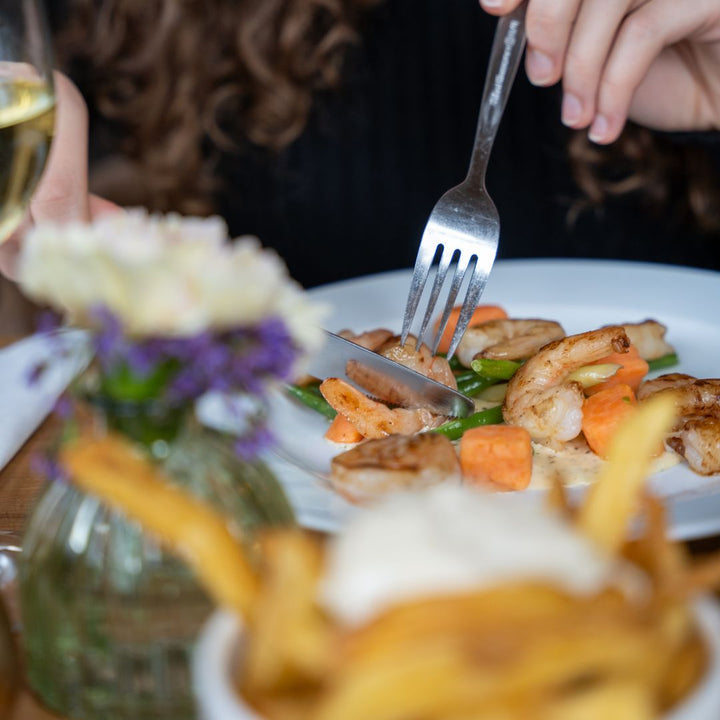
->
<box><xmin>400</xmin><ymin>3</ymin><xmax>527</xmax><ymax>360</ymax></box>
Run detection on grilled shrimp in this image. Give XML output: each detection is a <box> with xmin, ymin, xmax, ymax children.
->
<box><xmin>666</xmin><ymin>418</ymin><xmax>720</xmax><ymax>476</ymax></box>
<box><xmin>637</xmin><ymin>373</ymin><xmax>720</xmax><ymax>475</ymax></box>
<box><xmin>338</xmin><ymin>328</ymin><xmax>394</xmax><ymax>351</ymax></box>
<box><xmin>377</xmin><ymin>335</ymin><xmax>456</xmax><ymax>388</ymax></box>
<box><xmin>320</xmin><ymin>378</ymin><xmax>444</xmax><ymax>439</ymax></box>
<box><xmin>456</xmin><ymin>319</ymin><xmax>565</xmax><ymax>367</ymax></box>
<box><xmin>503</xmin><ymin>326</ymin><xmax>630</xmax><ymax>444</ymax></box>
<box><xmin>637</xmin><ymin>374</ymin><xmax>720</xmax><ymax>416</ymax></box>
<box><xmin>621</xmin><ymin>320</ymin><xmax>674</xmax><ymax>360</ymax></box>
<box><xmin>330</xmin><ymin>432</ymin><xmax>461</xmax><ymax>503</ymax></box>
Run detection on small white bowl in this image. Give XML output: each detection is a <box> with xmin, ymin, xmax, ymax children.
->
<box><xmin>193</xmin><ymin>598</ymin><xmax>720</xmax><ymax>720</ymax></box>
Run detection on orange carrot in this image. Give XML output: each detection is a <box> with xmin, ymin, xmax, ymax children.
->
<box><xmin>324</xmin><ymin>414</ymin><xmax>364</xmax><ymax>444</ymax></box>
<box><xmin>586</xmin><ymin>344</ymin><xmax>649</xmax><ymax>396</ymax></box>
<box><xmin>435</xmin><ymin>304</ymin><xmax>508</xmax><ymax>354</ymax></box>
<box><xmin>459</xmin><ymin>425</ymin><xmax>533</xmax><ymax>491</ymax></box>
<box><xmin>582</xmin><ymin>383</ymin><xmax>637</xmax><ymax>459</ymax></box>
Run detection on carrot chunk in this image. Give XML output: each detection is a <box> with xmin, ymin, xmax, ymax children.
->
<box><xmin>585</xmin><ymin>344</ymin><xmax>649</xmax><ymax>396</ymax></box>
<box><xmin>582</xmin><ymin>383</ymin><xmax>637</xmax><ymax>459</ymax></box>
<box><xmin>459</xmin><ymin>425</ymin><xmax>533</xmax><ymax>491</ymax></box>
<box><xmin>435</xmin><ymin>304</ymin><xmax>508</xmax><ymax>354</ymax></box>
<box><xmin>324</xmin><ymin>414</ymin><xmax>364</xmax><ymax>444</ymax></box>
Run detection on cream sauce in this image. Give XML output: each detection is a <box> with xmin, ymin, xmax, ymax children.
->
<box><xmin>528</xmin><ymin>438</ymin><xmax>682</xmax><ymax>490</ymax></box>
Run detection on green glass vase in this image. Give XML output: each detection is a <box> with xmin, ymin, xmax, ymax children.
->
<box><xmin>18</xmin><ymin>396</ymin><xmax>294</xmax><ymax>720</ymax></box>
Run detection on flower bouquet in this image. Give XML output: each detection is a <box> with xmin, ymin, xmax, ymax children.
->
<box><xmin>14</xmin><ymin>210</ymin><xmax>326</xmax><ymax>720</ymax></box>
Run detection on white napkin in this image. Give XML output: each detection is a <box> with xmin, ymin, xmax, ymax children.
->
<box><xmin>0</xmin><ymin>330</ymin><xmax>91</xmax><ymax>470</ymax></box>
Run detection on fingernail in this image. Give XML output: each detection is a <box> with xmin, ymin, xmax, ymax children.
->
<box><xmin>561</xmin><ymin>93</ymin><xmax>582</xmax><ymax>127</ymax></box>
<box><xmin>588</xmin><ymin>114</ymin><xmax>609</xmax><ymax>143</ymax></box>
<box><xmin>527</xmin><ymin>50</ymin><xmax>554</xmax><ymax>85</ymax></box>
<box><xmin>481</xmin><ymin>0</ymin><xmax>503</xmax><ymax>7</ymax></box>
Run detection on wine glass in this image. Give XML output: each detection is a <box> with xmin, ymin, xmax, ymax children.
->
<box><xmin>0</xmin><ymin>0</ymin><xmax>55</xmax><ymax>243</ymax></box>
<box><xmin>0</xmin><ymin>533</ymin><xmax>19</xmax><ymax>720</ymax></box>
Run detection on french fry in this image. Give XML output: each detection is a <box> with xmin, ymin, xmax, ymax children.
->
<box><xmin>577</xmin><ymin>393</ymin><xmax>676</xmax><ymax>554</ymax></box>
<box><xmin>316</xmin><ymin>584</ymin><xmax>670</xmax><ymax>720</ymax></box>
<box><xmin>539</xmin><ymin>680</ymin><xmax>655</xmax><ymax>720</ymax></box>
<box><xmin>60</xmin><ymin>433</ymin><xmax>259</xmax><ymax>617</ymax></box>
<box><xmin>242</xmin><ymin>531</ymin><xmax>335</xmax><ymax>694</ymax></box>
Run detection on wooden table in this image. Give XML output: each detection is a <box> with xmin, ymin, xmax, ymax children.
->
<box><xmin>0</xmin><ymin>415</ymin><xmax>63</xmax><ymax>719</ymax></box>
<box><xmin>3</xmin><ymin>409</ymin><xmax>720</xmax><ymax>720</ymax></box>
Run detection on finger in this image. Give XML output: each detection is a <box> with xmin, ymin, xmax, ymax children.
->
<box><xmin>589</xmin><ymin>0</ymin><xmax>712</xmax><ymax>143</ymax></box>
<box><xmin>523</xmin><ymin>0</ymin><xmax>582</xmax><ymax>87</ymax></box>
<box><xmin>560</xmin><ymin>0</ymin><xmax>639</xmax><ymax>129</ymax></box>
<box><xmin>478</xmin><ymin>0</ymin><xmax>526</xmax><ymax>16</ymax></box>
<box><xmin>89</xmin><ymin>194</ymin><xmax>122</xmax><ymax>219</ymax></box>
<box><xmin>29</xmin><ymin>71</ymin><xmax>90</xmax><ymax>225</ymax></box>
<box><xmin>0</xmin><ymin>224</ymin><xmax>25</xmax><ymax>280</ymax></box>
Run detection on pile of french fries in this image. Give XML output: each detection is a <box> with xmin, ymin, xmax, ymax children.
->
<box><xmin>62</xmin><ymin>394</ymin><xmax>720</xmax><ymax>720</ymax></box>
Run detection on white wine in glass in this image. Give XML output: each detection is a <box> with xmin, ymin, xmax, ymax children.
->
<box><xmin>0</xmin><ymin>0</ymin><xmax>55</xmax><ymax>243</ymax></box>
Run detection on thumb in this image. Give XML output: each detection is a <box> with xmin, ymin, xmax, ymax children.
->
<box><xmin>29</xmin><ymin>71</ymin><xmax>90</xmax><ymax>225</ymax></box>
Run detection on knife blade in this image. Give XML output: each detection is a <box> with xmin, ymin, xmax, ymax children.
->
<box><xmin>304</xmin><ymin>331</ymin><xmax>474</xmax><ymax>418</ymax></box>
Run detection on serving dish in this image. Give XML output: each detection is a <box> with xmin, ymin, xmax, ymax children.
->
<box><xmin>259</xmin><ymin>259</ymin><xmax>720</xmax><ymax>538</ymax></box>
<box><xmin>192</xmin><ymin>597</ymin><xmax>720</xmax><ymax>720</ymax></box>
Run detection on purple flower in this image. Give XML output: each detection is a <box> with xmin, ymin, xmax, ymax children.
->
<box><xmin>64</xmin><ymin>306</ymin><xmax>302</xmax><ymax>460</ymax></box>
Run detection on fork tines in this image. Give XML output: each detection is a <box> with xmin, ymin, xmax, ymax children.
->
<box><xmin>401</xmin><ymin>233</ymin><xmax>496</xmax><ymax>359</ymax></box>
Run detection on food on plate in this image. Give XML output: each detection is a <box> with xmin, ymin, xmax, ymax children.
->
<box><xmin>374</xmin><ymin>334</ymin><xmax>457</xmax><ymax>388</ymax></box>
<box><xmin>319</xmin><ymin>377</ymin><xmax>444</xmax><ymax>439</ymax></box>
<box><xmin>458</xmin><ymin>424</ymin><xmax>533</xmax><ymax>490</ymax></box>
<box><xmin>501</xmin><ymin>325</ymin><xmax>631</xmax><ymax>446</ymax></box>
<box><xmin>638</xmin><ymin>374</ymin><xmax>720</xmax><ymax>475</ymax></box>
<box><xmin>621</xmin><ymin>320</ymin><xmax>676</xmax><ymax>361</ymax></box>
<box><xmin>581</xmin><ymin>383</ymin><xmax>639</xmax><ymax>459</ymax></box>
<box><xmin>455</xmin><ymin>317</ymin><xmax>565</xmax><ymax>365</ymax></box>
<box><xmin>330</xmin><ymin>432</ymin><xmax>461</xmax><ymax>503</ymax></box>
<box><xmin>435</xmin><ymin>303</ymin><xmax>508</xmax><ymax>354</ymax></box>
<box><xmin>60</xmin><ymin>394</ymin><xmax>720</xmax><ymax>719</ymax></box>
<box><xmin>289</xmin><ymin>304</ymin><xmax>720</xmax><ymax>501</ymax></box>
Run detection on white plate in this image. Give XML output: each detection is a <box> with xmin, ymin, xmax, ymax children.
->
<box><xmin>266</xmin><ymin>259</ymin><xmax>720</xmax><ymax>539</ymax></box>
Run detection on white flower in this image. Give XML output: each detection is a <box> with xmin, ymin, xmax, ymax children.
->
<box><xmin>18</xmin><ymin>209</ymin><xmax>328</xmax><ymax>358</ymax></box>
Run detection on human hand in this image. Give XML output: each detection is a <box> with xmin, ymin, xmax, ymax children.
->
<box><xmin>0</xmin><ymin>72</ymin><xmax>119</xmax><ymax>279</ymax></box>
<box><xmin>480</xmin><ymin>0</ymin><xmax>720</xmax><ymax>144</ymax></box>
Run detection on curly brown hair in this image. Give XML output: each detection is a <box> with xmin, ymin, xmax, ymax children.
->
<box><xmin>58</xmin><ymin>0</ymin><xmax>720</xmax><ymax>230</ymax></box>
<box><xmin>59</xmin><ymin>0</ymin><xmax>381</xmax><ymax>214</ymax></box>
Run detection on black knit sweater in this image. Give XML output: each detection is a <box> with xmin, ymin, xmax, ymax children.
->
<box><xmin>58</xmin><ymin>0</ymin><xmax>720</xmax><ymax>288</ymax></box>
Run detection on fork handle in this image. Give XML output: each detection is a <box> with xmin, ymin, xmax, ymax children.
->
<box><xmin>467</xmin><ymin>3</ymin><xmax>528</xmax><ymax>186</ymax></box>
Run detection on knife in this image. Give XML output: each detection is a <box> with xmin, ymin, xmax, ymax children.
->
<box><xmin>304</xmin><ymin>331</ymin><xmax>474</xmax><ymax>418</ymax></box>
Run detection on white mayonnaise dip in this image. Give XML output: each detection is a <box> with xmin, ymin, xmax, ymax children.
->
<box><xmin>320</xmin><ymin>484</ymin><xmax>628</xmax><ymax>627</ymax></box>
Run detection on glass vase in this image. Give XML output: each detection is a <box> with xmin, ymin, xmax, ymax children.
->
<box><xmin>18</xmin><ymin>395</ymin><xmax>294</xmax><ymax>720</ymax></box>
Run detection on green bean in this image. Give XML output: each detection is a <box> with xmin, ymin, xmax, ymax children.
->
<box><xmin>449</xmin><ymin>356</ymin><xmax>464</xmax><ymax>371</ymax></box>
<box><xmin>470</xmin><ymin>357</ymin><xmax>521</xmax><ymax>380</ymax></box>
<box><xmin>286</xmin><ymin>384</ymin><xmax>337</xmax><ymax>420</ymax></box>
<box><xmin>431</xmin><ymin>405</ymin><xmax>504</xmax><ymax>441</ymax></box>
<box><xmin>647</xmin><ymin>352</ymin><xmax>679</xmax><ymax>372</ymax></box>
<box><xmin>456</xmin><ymin>373</ymin><xmax>497</xmax><ymax>397</ymax></box>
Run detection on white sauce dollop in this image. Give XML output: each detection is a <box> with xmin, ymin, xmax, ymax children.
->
<box><xmin>320</xmin><ymin>484</ymin><xmax>626</xmax><ymax>627</ymax></box>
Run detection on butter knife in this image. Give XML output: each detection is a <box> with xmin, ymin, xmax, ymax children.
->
<box><xmin>304</xmin><ymin>331</ymin><xmax>474</xmax><ymax>418</ymax></box>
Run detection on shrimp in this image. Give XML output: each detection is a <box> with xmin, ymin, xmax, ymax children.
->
<box><xmin>637</xmin><ymin>373</ymin><xmax>720</xmax><ymax>475</ymax></box>
<box><xmin>376</xmin><ymin>335</ymin><xmax>457</xmax><ymax>389</ymax></box>
<box><xmin>319</xmin><ymin>378</ymin><xmax>444</xmax><ymax>439</ymax></box>
<box><xmin>637</xmin><ymin>374</ymin><xmax>720</xmax><ymax>417</ymax></box>
<box><xmin>620</xmin><ymin>320</ymin><xmax>675</xmax><ymax>360</ymax></box>
<box><xmin>330</xmin><ymin>432</ymin><xmax>461</xmax><ymax>503</ymax></box>
<box><xmin>503</xmin><ymin>326</ymin><xmax>630</xmax><ymax>444</ymax></box>
<box><xmin>337</xmin><ymin>328</ymin><xmax>394</xmax><ymax>351</ymax></box>
<box><xmin>456</xmin><ymin>319</ymin><xmax>565</xmax><ymax>367</ymax></box>
<box><xmin>666</xmin><ymin>418</ymin><xmax>720</xmax><ymax>476</ymax></box>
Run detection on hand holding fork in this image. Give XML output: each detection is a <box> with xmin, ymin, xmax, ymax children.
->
<box><xmin>401</xmin><ymin>3</ymin><xmax>527</xmax><ymax>360</ymax></box>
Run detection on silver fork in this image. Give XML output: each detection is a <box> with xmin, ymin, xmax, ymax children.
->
<box><xmin>400</xmin><ymin>4</ymin><xmax>527</xmax><ymax>359</ymax></box>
